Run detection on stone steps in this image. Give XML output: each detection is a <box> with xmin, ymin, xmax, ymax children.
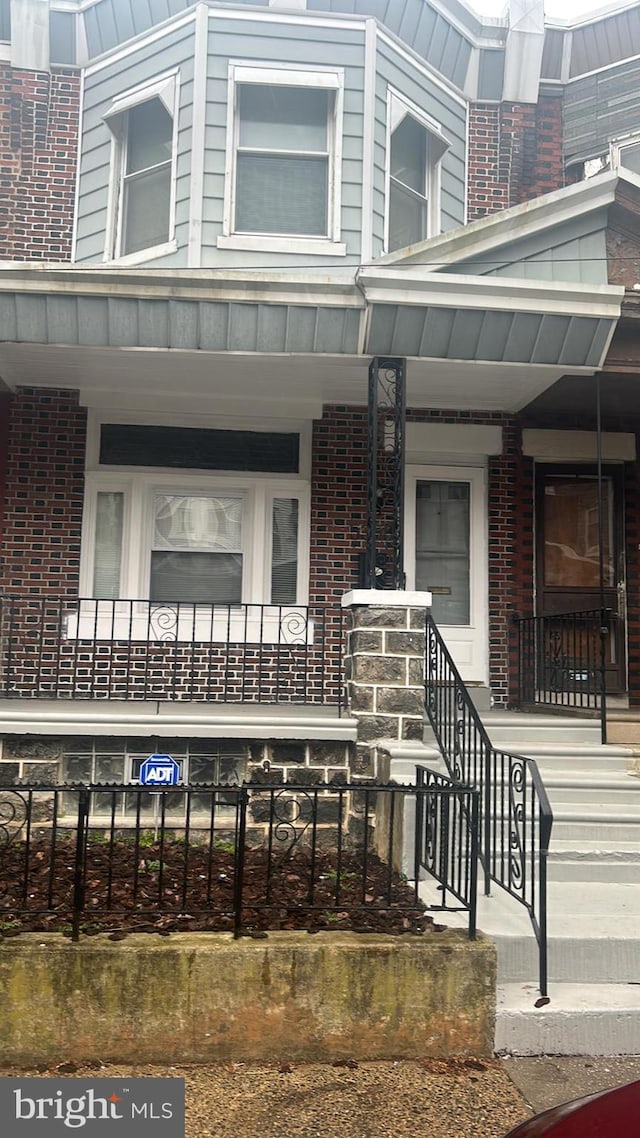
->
<box><xmin>419</xmin><ymin>709</ymin><xmax>640</xmax><ymax>1054</ymax></box>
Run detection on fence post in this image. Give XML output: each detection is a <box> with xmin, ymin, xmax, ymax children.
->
<box><xmin>483</xmin><ymin>740</ymin><xmax>492</xmax><ymax>896</ymax></box>
<box><xmin>469</xmin><ymin>790</ymin><xmax>479</xmax><ymax>941</ymax></box>
<box><xmin>233</xmin><ymin>786</ymin><xmax>248</xmax><ymax>939</ymax></box>
<box><xmin>71</xmin><ymin>785</ymin><xmax>90</xmax><ymax>943</ymax></box>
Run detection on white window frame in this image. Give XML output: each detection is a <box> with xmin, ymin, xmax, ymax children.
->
<box><xmin>76</xmin><ymin>414</ymin><xmax>312</xmax><ymax>641</ymax></box>
<box><xmin>610</xmin><ymin>133</ymin><xmax>640</xmax><ymax>179</ymax></box>
<box><xmin>218</xmin><ymin>62</ymin><xmax>346</xmax><ymax>257</ymax></box>
<box><xmin>384</xmin><ymin>88</ymin><xmax>449</xmax><ymax>255</ymax></box>
<box><xmin>103</xmin><ymin>70</ymin><xmax>180</xmax><ymax>265</ymax></box>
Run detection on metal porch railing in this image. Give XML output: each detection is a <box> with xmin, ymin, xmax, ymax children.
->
<box><xmin>425</xmin><ymin>614</ymin><xmax>553</xmax><ymax>997</ymax></box>
<box><xmin>515</xmin><ymin>608</ymin><xmax>610</xmax><ymax>743</ymax></box>
<box><xmin>0</xmin><ymin>596</ymin><xmax>344</xmax><ymax>706</ymax></box>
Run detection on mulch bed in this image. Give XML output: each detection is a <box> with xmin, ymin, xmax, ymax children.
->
<box><xmin>0</xmin><ymin>839</ymin><xmax>445</xmax><ymax>938</ymax></box>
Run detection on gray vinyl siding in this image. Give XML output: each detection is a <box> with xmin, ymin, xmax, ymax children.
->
<box><xmin>569</xmin><ymin>7</ymin><xmax>640</xmax><ymax>79</ymax></box>
<box><xmin>83</xmin><ymin>0</ymin><xmax>194</xmax><ymax>58</ymax></box>
<box><xmin>75</xmin><ymin>20</ymin><xmax>196</xmax><ymax>265</ymax></box>
<box><xmin>201</xmin><ymin>18</ymin><xmax>367</xmax><ymax>268</ymax></box>
<box><xmin>308</xmin><ymin>0</ymin><xmax>472</xmax><ymax>89</ymax></box>
<box><xmin>372</xmin><ymin>37</ymin><xmax>467</xmax><ymax>258</ymax></box>
<box><xmin>81</xmin><ymin>0</ymin><xmax>473</xmax><ymax>94</ymax></box>
<box><xmin>445</xmin><ymin>211</ymin><xmax>609</xmax><ymax>286</ymax></box>
<box><xmin>564</xmin><ymin>58</ymin><xmax>640</xmax><ymax>166</ymax></box>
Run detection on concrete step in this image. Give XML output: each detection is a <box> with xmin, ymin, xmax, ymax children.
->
<box><xmin>542</xmin><ymin>775</ymin><xmax>640</xmax><ymax>806</ymax></box>
<box><xmin>547</xmin><ymin>843</ymin><xmax>640</xmax><ymax>883</ymax></box>
<box><xmin>496</xmin><ymin>983</ymin><xmax>640</xmax><ymax>1056</ymax></box>
<box><xmin>487</xmin><ymin>721</ymin><xmax>603</xmax><ymax>746</ymax></box>
<box><xmin>551</xmin><ymin>818</ymin><xmax>640</xmax><ymax>842</ymax></box>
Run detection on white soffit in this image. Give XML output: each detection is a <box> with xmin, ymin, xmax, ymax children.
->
<box><xmin>523</xmin><ymin>429</ymin><xmax>636</xmax><ymax>461</ymax></box>
<box><xmin>406</xmin><ymin>422</ymin><xmax>503</xmax><ymax>457</ymax></box>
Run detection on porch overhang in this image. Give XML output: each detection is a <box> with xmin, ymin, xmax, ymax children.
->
<box><xmin>0</xmin><ymin>263</ymin><xmax>624</xmax><ymax>414</ymax></box>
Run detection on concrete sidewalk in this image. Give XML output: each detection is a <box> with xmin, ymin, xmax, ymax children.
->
<box><xmin>506</xmin><ymin>1055</ymin><xmax>640</xmax><ymax>1114</ymax></box>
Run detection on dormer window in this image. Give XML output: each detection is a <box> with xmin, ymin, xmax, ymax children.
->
<box><xmin>386</xmin><ymin>91</ymin><xmax>449</xmax><ymax>254</ymax></box>
<box><xmin>104</xmin><ymin>73</ymin><xmax>178</xmax><ymax>263</ymax></box>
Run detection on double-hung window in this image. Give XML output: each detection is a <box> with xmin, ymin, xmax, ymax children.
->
<box><xmin>104</xmin><ymin>73</ymin><xmax>178</xmax><ymax>262</ymax></box>
<box><xmin>386</xmin><ymin>91</ymin><xmax>448</xmax><ymax>253</ymax></box>
<box><xmin>220</xmin><ymin>65</ymin><xmax>345</xmax><ymax>254</ymax></box>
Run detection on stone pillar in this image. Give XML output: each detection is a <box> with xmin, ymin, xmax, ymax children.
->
<box><xmin>341</xmin><ymin>590</ymin><xmax>432</xmax><ymax>778</ymax></box>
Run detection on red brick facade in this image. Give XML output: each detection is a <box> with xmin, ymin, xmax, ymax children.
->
<box><xmin>1</xmin><ymin>388</ymin><xmax>86</xmax><ymax>595</ymax></box>
<box><xmin>0</xmin><ymin>65</ymin><xmax>80</xmax><ymax>261</ymax></box>
<box><xmin>467</xmin><ymin>95</ymin><xmax>566</xmax><ymax>222</ymax></box>
<box><xmin>0</xmin><ymin>393</ymin><xmax>533</xmax><ymax>704</ymax></box>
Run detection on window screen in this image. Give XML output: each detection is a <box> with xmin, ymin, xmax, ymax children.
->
<box><xmin>122</xmin><ymin>98</ymin><xmax>173</xmax><ymax>256</ymax></box>
<box><xmin>389</xmin><ymin>113</ymin><xmax>429</xmax><ymax>252</ymax></box>
<box><xmin>150</xmin><ymin>494</ymin><xmax>243</xmax><ymax>605</ymax></box>
<box><xmin>235</xmin><ymin>84</ymin><xmax>331</xmax><ymax>236</ymax></box>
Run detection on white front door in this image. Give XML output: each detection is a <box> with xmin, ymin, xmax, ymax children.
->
<box><xmin>405</xmin><ymin>465</ymin><xmax>488</xmax><ymax>683</ymax></box>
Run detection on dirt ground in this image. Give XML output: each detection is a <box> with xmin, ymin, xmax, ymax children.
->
<box><xmin>0</xmin><ymin>1058</ymin><xmax>531</xmax><ymax>1138</ymax></box>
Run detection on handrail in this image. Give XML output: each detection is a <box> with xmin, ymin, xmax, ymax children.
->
<box><xmin>425</xmin><ymin>614</ymin><xmax>553</xmax><ymax>997</ymax></box>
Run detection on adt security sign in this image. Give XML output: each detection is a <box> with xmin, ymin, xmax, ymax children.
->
<box><xmin>139</xmin><ymin>754</ymin><xmax>181</xmax><ymax>786</ymax></box>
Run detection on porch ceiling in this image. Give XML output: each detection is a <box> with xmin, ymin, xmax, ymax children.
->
<box><xmin>0</xmin><ymin>342</ymin><xmax>578</xmax><ymax>414</ymax></box>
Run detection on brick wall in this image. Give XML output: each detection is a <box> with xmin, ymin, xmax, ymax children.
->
<box><xmin>0</xmin><ymin>388</ymin><xmax>86</xmax><ymax>595</ymax></box>
<box><xmin>310</xmin><ymin>405</ymin><xmax>527</xmax><ymax>703</ymax></box>
<box><xmin>0</xmin><ymin>65</ymin><xmax>80</xmax><ymax>261</ymax></box>
<box><xmin>467</xmin><ymin>95</ymin><xmax>566</xmax><ymax>222</ymax></box>
<box><xmin>0</xmin><ymin>393</ymin><xmax>531</xmax><ymax>704</ymax></box>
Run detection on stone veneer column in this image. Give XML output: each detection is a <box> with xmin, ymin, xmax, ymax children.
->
<box><xmin>341</xmin><ymin>590</ymin><xmax>432</xmax><ymax>777</ymax></box>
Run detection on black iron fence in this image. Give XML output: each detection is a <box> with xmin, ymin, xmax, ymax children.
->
<box><xmin>415</xmin><ymin>766</ymin><xmax>479</xmax><ymax>937</ymax></box>
<box><xmin>515</xmin><ymin>609</ymin><xmax>610</xmax><ymax>742</ymax></box>
<box><xmin>0</xmin><ymin>779</ymin><xmax>479</xmax><ymax>941</ymax></box>
<box><xmin>425</xmin><ymin>615</ymin><xmax>553</xmax><ymax>996</ymax></box>
<box><xmin>0</xmin><ymin>596</ymin><xmax>344</xmax><ymax>706</ymax></box>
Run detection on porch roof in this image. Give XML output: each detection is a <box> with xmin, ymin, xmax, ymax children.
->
<box><xmin>0</xmin><ymin>264</ymin><xmax>624</xmax><ymax>402</ymax></box>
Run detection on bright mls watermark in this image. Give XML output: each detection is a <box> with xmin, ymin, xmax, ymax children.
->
<box><xmin>1</xmin><ymin>1078</ymin><xmax>185</xmax><ymax>1136</ymax></box>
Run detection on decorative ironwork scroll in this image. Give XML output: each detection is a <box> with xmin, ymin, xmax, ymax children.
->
<box><xmin>365</xmin><ymin>357</ymin><xmax>407</xmax><ymax>589</ymax></box>
<box><xmin>0</xmin><ymin>789</ymin><xmax>28</xmax><ymax>853</ymax></box>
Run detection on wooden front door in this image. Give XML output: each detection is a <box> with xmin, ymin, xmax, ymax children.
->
<box><xmin>536</xmin><ymin>466</ymin><xmax>626</xmax><ymax>693</ymax></box>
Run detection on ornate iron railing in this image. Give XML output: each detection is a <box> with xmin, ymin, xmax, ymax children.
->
<box><xmin>0</xmin><ymin>596</ymin><xmax>344</xmax><ymax>706</ymax></box>
<box><xmin>415</xmin><ymin>765</ymin><xmax>479</xmax><ymax>938</ymax></box>
<box><xmin>0</xmin><ymin>781</ymin><xmax>478</xmax><ymax>940</ymax></box>
<box><xmin>515</xmin><ymin>609</ymin><xmax>610</xmax><ymax>743</ymax></box>
<box><xmin>425</xmin><ymin>615</ymin><xmax>553</xmax><ymax>996</ymax></box>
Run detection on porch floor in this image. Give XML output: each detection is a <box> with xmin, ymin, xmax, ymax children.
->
<box><xmin>0</xmin><ymin>700</ymin><xmax>358</xmax><ymax>741</ymax></box>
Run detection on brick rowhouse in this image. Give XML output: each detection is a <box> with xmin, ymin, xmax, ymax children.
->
<box><xmin>0</xmin><ymin>64</ymin><xmax>80</xmax><ymax>261</ymax></box>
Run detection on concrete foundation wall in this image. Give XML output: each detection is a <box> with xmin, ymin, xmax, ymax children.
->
<box><xmin>0</xmin><ymin>932</ymin><xmax>496</xmax><ymax>1064</ymax></box>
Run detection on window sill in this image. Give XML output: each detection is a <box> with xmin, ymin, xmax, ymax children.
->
<box><xmin>103</xmin><ymin>239</ymin><xmax>178</xmax><ymax>267</ymax></box>
<box><xmin>217</xmin><ymin>234</ymin><xmax>347</xmax><ymax>257</ymax></box>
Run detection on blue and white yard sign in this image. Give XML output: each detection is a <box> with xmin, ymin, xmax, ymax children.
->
<box><xmin>139</xmin><ymin>754</ymin><xmax>181</xmax><ymax>786</ymax></box>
